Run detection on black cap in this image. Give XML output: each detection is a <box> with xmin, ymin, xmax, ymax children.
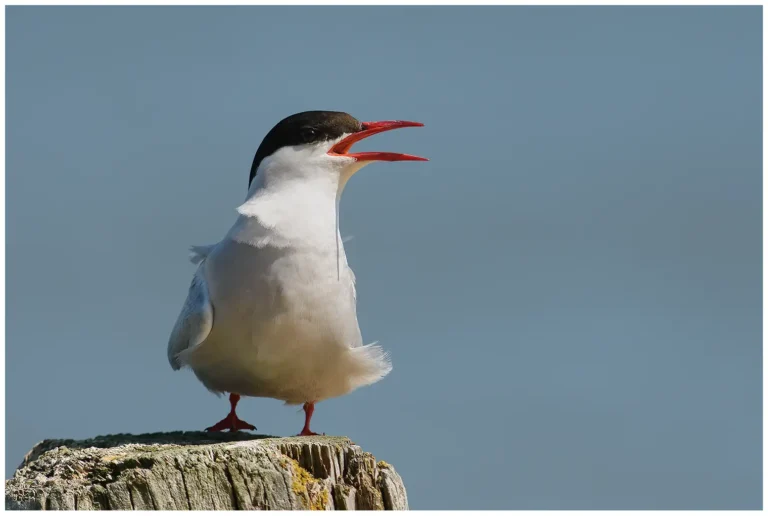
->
<box><xmin>249</xmin><ymin>111</ymin><xmax>362</xmax><ymax>186</ymax></box>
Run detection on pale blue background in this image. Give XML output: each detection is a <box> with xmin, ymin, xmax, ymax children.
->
<box><xmin>6</xmin><ymin>6</ymin><xmax>762</xmax><ymax>509</ymax></box>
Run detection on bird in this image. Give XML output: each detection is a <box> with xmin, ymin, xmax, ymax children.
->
<box><xmin>167</xmin><ymin>110</ymin><xmax>427</xmax><ymax>436</ymax></box>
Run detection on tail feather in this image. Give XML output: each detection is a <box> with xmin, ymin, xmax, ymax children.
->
<box><xmin>189</xmin><ymin>244</ymin><xmax>215</xmax><ymax>264</ymax></box>
<box><xmin>348</xmin><ymin>342</ymin><xmax>393</xmax><ymax>389</ymax></box>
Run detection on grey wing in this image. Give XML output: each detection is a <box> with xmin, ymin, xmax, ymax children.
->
<box><xmin>167</xmin><ymin>265</ymin><xmax>213</xmax><ymax>370</ymax></box>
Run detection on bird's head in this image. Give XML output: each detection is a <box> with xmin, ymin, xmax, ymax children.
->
<box><xmin>248</xmin><ymin>111</ymin><xmax>427</xmax><ymax>189</ymax></box>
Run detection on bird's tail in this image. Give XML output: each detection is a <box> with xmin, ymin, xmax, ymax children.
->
<box><xmin>347</xmin><ymin>342</ymin><xmax>393</xmax><ymax>390</ymax></box>
<box><xmin>189</xmin><ymin>244</ymin><xmax>215</xmax><ymax>264</ymax></box>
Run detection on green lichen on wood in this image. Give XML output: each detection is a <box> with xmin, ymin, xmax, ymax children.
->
<box><xmin>313</xmin><ymin>488</ymin><xmax>330</xmax><ymax>511</ymax></box>
<box><xmin>6</xmin><ymin>433</ymin><xmax>406</xmax><ymax>511</ymax></box>
<box><xmin>286</xmin><ymin>457</ymin><xmax>330</xmax><ymax>510</ymax></box>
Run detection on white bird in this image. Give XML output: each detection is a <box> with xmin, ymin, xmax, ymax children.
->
<box><xmin>168</xmin><ymin>111</ymin><xmax>427</xmax><ymax>435</ymax></box>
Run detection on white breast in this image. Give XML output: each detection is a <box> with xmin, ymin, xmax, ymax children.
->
<box><xmin>183</xmin><ymin>149</ymin><xmax>391</xmax><ymax>404</ymax></box>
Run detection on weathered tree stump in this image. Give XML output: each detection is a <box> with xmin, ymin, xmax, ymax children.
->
<box><xmin>5</xmin><ymin>432</ymin><xmax>408</xmax><ymax>510</ymax></box>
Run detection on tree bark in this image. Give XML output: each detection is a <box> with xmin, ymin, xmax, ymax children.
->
<box><xmin>5</xmin><ymin>432</ymin><xmax>408</xmax><ymax>510</ymax></box>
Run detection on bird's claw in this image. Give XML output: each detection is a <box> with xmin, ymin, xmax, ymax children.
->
<box><xmin>297</xmin><ymin>429</ymin><xmax>323</xmax><ymax>436</ymax></box>
<box><xmin>205</xmin><ymin>413</ymin><xmax>256</xmax><ymax>432</ymax></box>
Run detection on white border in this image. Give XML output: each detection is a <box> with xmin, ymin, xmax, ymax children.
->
<box><xmin>0</xmin><ymin>0</ymin><xmax>5</xmax><ymax>493</ymax></box>
<box><xmin>1</xmin><ymin>0</ymin><xmax>766</xmax><ymax>5</ymax></box>
<box><xmin>762</xmin><ymin>3</ymin><xmax>766</xmax><ymax>514</ymax></box>
<box><xmin>0</xmin><ymin>2</ymin><xmax>763</xmax><ymax>513</ymax></box>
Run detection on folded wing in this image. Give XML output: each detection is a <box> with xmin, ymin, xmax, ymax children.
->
<box><xmin>167</xmin><ymin>264</ymin><xmax>214</xmax><ymax>370</ymax></box>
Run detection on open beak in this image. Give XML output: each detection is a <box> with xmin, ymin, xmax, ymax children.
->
<box><xmin>329</xmin><ymin>120</ymin><xmax>428</xmax><ymax>162</ymax></box>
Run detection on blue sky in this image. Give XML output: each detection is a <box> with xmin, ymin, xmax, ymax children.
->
<box><xmin>6</xmin><ymin>6</ymin><xmax>761</xmax><ymax>509</ymax></box>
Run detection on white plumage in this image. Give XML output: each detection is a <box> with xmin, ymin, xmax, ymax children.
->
<box><xmin>168</xmin><ymin>139</ymin><xmax>392</xmax><ymax>406</ymax></box>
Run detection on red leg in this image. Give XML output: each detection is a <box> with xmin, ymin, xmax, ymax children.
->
<box><xmin>297</xmin><ymin>402</ymin><xmax>322</xmax><ymax>436</ymax></box>
<box><xmin>205</xmin><ymin>393</ymin><xmax>256</xmax><ymax>432</ymax></box>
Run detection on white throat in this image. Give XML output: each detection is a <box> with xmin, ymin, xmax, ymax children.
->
<box><xmin>226</xmin><ymin>142</ymin><xmax>369</xmax><ymax>253</ymax></box>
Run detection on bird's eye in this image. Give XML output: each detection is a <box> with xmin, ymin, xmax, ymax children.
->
<box><xmin>300</xmin><ymin>127</ymin><xmax>317</xmax><ymax>142</ymax></box>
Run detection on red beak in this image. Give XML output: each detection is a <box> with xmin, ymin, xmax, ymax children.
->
<box><xmin>329</xmin><ymin>120</ymin><xmax>428</xmax><ymax>162</ymax></box>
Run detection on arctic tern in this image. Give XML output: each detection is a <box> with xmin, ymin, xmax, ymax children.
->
<box><xmin>168</xmin><ymin>110</ymin><xmax>427</xmax><ymax>435</ymax></box>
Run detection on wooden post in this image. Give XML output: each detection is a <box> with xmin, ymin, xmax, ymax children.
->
<box><xmin>6</xmin><ymin>432</ymin><xmax>408</xmax><ymax>510</ymax></box>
